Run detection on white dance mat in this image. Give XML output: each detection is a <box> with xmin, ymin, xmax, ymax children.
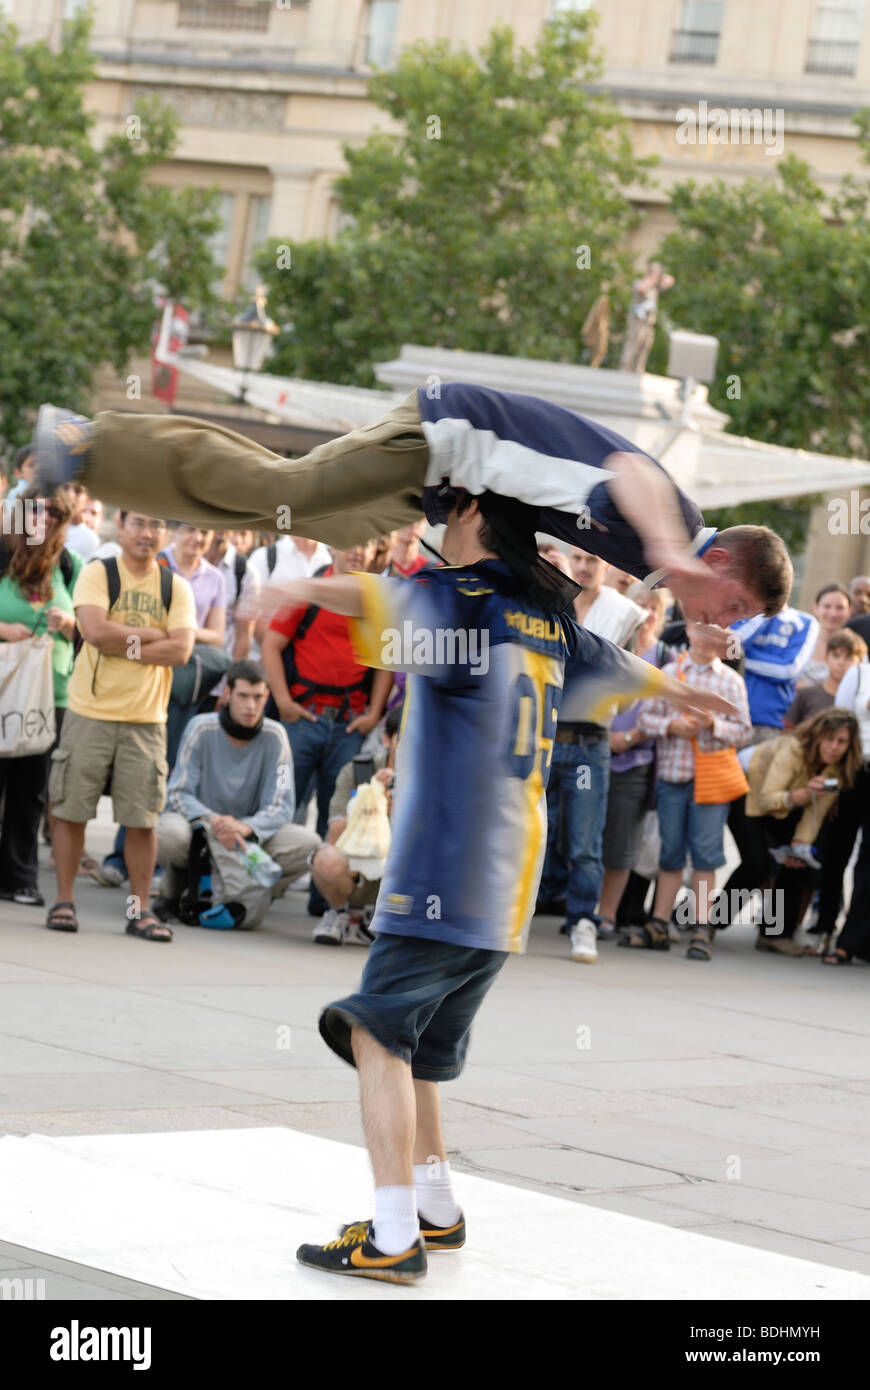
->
<box><xmin>0</xmin><ymin>1128</ymin><xmax>866</xmax><ymax>1300</ymax></box>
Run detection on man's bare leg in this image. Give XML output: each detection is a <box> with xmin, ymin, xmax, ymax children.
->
<box><xmin>413</xmin><ymin>1079</ymin><xmax>463</xmax><ymax>1235</ymax></box>
<box><xmin>350</xmin><ymin>1026</ymin><xmax>419</xmax><ymax>1255</ymax></box>
<box><xmin>413</xmin><ymin>1079</ymin><xmax>447</xmax><ymax>1166</ymax></box>
<box><xmin>351</xmin><ymin>1026</ymin><xmax>415</xmax><ymax>1184</ymax></box>
<box><xmin>50</xmin><ymin>818</ymin><xmax>85</xmax><ymax>925</ymax></box>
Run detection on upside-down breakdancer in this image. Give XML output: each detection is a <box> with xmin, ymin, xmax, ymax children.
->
<box><xmin>34</xmin><ymin>386</ymin><xmax>792</xmax><ymax>1283</ymax></box>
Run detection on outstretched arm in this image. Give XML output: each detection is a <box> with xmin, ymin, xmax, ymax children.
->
<box><xmin>604</xmin><ymin>452</ymin><xmax>711</xmax><ymax>585</ymax></box>
<box><xmin>243</xmin><ymin>575</ymin><xmax>364</xmax><ymax>622</ymax></box>
<box><xmin>561</xmin><ymin>627</ymin><xmax>739</xmax><ymax>726</ymax></box>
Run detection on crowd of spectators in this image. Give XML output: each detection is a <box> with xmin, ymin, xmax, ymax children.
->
<box><xmin>1</xmin><ymin>450</ymin><xmax>869</xmax><ymax>970</ymax></box>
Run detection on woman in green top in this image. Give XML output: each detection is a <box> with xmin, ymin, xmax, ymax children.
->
<box><xmin>0</xmin><ymin>487</ymin><xmax>81</xmax><ymax>905</ymax></box>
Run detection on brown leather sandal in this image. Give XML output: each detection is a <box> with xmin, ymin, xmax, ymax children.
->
<box><xmin>618</xmin><ymin>916</ymin><xmax>671</xmax><ymax>951</ymax></box>
<box><xmin>125</xmin><ymin>911</ymin><xmax>173</xmax><ymax>943</ymax></box>
<box><xmin>46</xmin><ymin>901</ymin><xmax>78</xmax><ymax>933</ymax></box>
<box><xmin>687</xmin><ymin>927</ymin><xmax>713</xmax><ymax>960</ymax></box>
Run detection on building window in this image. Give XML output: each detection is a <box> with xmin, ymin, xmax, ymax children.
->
<box><xmin>62</xmin><ymin>0</ymin><xmax>89</xmax><ymax>16</ymax></box>
<box><xmin>242</xmin><ymin>194</ymin><xmax>273</xmax><ymax>291</ymax></box>
<box><xmin>669</xmin><ymin>0</ymin><xmax>724</xmax><ymax>64</ymax></box>
<box><xmin>552</xmin><ymin>0</ymin><xmax>593</xmax><ymax>12</ymax></box>
<box><xmin>207</xmin><ymin>193</ymin><xmax>237</xmax><ymax>289</ymax></box>
<box><xmin>806</xmin><ymin>1</ymin><xmax>865</xmax><ymax>74</ymax></box>
<box><xmin>364</xmin><ymin>1</ymin><xmax>399</xmax><ymax>68</ymax></box>
<box><xmin>177</xmin><ymin>1</ymin><xmax>271</xmax><ymax>32</ymax></box>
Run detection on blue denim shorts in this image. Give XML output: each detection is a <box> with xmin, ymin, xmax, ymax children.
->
<box><xmin>319</xmin><ymin>933</ymin><xmax>508</xmax><ymax>1081</ymax></box>
<box><xmin>657</xmin><ymin>779</ymin><xmax>730</xmax><ymax>872</ymax></box>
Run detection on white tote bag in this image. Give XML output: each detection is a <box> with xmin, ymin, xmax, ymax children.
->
<box><xmin>0</xmin><ymin>634</ymin><xmax>56</xmax><ymax>758</ymax></box>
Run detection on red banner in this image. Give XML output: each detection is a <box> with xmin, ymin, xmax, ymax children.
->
<box><xmin>151</xmin><ymin>302</ymin><xmax>189</xmax><ymax>405</ymax></box>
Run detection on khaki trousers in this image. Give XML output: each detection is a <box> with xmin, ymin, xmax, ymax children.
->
<box><xmin>88</xmin><ymin>390</ymin><xmax>430</xmax><ymax>547</ymax></box>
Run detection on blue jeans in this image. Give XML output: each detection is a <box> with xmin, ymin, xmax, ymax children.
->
<box><xmin>656</xmin><ymin>780</ymin><xmax>729</xmax><ymax>872</ymax></box>
<box><xmin>285</xmin><ymin>714</ymin><xmax>364</xmax><ymax>910</ymax></box>
<box><xmin>539</xmin><ymin>735</ymin><xmax>611</xmax><ymax>927</ymax></box>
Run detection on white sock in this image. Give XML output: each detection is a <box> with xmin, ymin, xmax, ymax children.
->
<box><xmin>372</xmin><ymin>1185</ymin><xmax>418</xmax><ymax>1255</ymax></box>
<box><xmin>414</xmin><ymin>1159</ymin><xmax>461</xmax><ymax>1227</ymax></box>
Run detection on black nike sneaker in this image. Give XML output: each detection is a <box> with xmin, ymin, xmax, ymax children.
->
<box><xmin>297</xmin><ymin>1221</ymin><xmax>427</xmax><ymax>1284</ymax></box>
<box><xmin>339</xmin><ymin>1211</ymin><xmax>466</xmax><ymax>1252</ymax></box>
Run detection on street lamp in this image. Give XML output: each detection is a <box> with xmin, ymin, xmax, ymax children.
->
<box><xmin>231</xmin><ymin>286</ymin><xmax>279</xmax><ymax>403</ymax></box>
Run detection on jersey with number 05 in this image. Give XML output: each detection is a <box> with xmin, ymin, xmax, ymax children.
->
<box><xmin>349</xmin><ymin>563</ymin><xmax>666</xmax><ymax>953</ymax></box>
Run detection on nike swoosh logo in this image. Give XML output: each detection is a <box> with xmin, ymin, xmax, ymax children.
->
<box><xmin>350</xmin><ymin>1245</ymin><xmax>415</xmax><ymax>1269</ymax></box>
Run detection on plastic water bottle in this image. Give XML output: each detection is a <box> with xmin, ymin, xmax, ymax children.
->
<box><xmin>241</xmin><ymin>843</ymin><xmax>282</xmax><ymax>888</ymax></box>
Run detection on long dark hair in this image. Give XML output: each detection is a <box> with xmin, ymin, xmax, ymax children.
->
<box><xmin>794</xmin><ymin>708</ymin><xmax>862</xmax><ymax>787</ymax></box>
<box><xmin>2</xmin><ymin>485</ymin><xmax>73</xmax><ymax>602</ymax></box>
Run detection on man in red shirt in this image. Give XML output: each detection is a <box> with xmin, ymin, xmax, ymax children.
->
<box><xmin>261</xmin><ymin>545</ymin><xmax>392</xmax><ymax>921</ymax></box>
<box><xmin>387</xmin><ymin>521</ymin><xmax>430</xmax><ymax>579</ymax></box>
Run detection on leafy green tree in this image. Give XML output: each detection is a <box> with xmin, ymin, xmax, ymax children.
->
<box><xmin>0</xmin><ymin>12</ymin><xmax>223</xmax><ymax>455</ymax></box>
<box><xmin>651</xmin><ymin>149</ymin><xmax>870</xmax><ymax>545</ymax></box>
<box><xmin>255</xmin><ymin>11</ymin><xmax>654</xmax><ymax>386</ymax></box>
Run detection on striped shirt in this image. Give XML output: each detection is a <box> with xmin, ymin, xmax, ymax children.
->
<box><xmin>417</xmin><ymin>383</ymin><xmax>715</xmax><ymax>580</ymax></box>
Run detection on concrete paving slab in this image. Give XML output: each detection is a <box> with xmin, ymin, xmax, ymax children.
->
<box><xmin>449</xmin><ymin>1143</ymin><xmax>683</xmax><ymax>1193</ymax></box>
<box><xmin>629</xmin><ymin>1180</ymin><xmax>870</xmax><ymax>1243</ymax></box>
<box><xmin>508</xmin><ymin>1057</ymin><xmax>821</xmax><ymax>1091</ymax></box>
<box><xmin>504</xmin><ymin>1113</ymin><xmax>790</xmax><ymax>1169</ymax></box>
<box><xmin>179</xmin><ymin>1068</ymin><xmax>362</xmax><ymax>1102</ymax></box>
<box><xmin>0</xmin><ymin>1239</ymin><xmax>188</xmax><ymax>1299</ymax></box>
<box><xmin>0</xmin><ymin>1106</ymin><xmax>291</xmax><ymax>1137</ymax></box>
<box><xmin>0</xmin><ymin>1071</ymin><xmax>271</xmax><ymax>1113</ymax></box>
<box><xmin>695</xmin><ymin>1224</ymin><xmax>870</xmax><ymax>1276</ymax></box>
<box><xmin>0</xmin><ymin>1035</ymin><xmax>159</xmax><ymax>1077</ymax></box>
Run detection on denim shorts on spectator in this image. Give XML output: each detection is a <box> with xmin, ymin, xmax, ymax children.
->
<box><xmin>657</xmin><ymin>778</ymin><xmax>729</xmax><ymax>872</ymax></box>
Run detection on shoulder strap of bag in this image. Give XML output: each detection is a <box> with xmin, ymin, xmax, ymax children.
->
<box><xmin>293</xmin><ymin>562</ymin><xmax>332</xmax><ymax>644</ymax></box>
<box><xmin>267</xmin><ymin>542</ymin><xmax>277</xmax><ymax>576</ymax></box>
<box><xmin>91</xmin><ymin>556</ymin><xmax>121</xmax><ymax>697</ymax></box>
<box><xmin>159</xmin><ymin>564</ymin><xmax>173</xmax><ymax>615</ymax></box>
<box><xmin>100</xmin><ymin>556</ymin><xmax>121</xmax><ymax>612</ymax></box>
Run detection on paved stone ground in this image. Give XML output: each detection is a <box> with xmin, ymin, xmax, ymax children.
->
<box><xmin>1</xmin><ymin>812</ymin><xmax>869</xmax><ymax>1298</ymax></box>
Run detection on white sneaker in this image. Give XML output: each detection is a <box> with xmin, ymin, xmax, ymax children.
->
<box><xmin>88</xmin><ymin>863</ymin><xmax>127</xmax><ymax>888</ymax></box>
<box><xmin>344</xmin><ymin>911</ymin><xmax>375</xmax><ymax>946</ymax></box>
<box><xmin>312</xmin><ymin>908</ymin><xmax>348</xmax><ymax>945</ymax></box>
<box><xmin>570</xmin><ymin>918</ymin><xmax>598</xmax><ymax>964</ymax></box>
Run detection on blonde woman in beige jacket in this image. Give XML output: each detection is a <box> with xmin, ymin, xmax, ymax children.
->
<box><xmin>723</xmin><ymin>710</ymin><xmax>861</xmax><ymax>955</ymax></box>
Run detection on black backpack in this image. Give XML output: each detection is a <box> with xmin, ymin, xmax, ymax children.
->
<box><xmin>265</xmin><ymin>562</ymin><xmax>373</xmax><ymax>718</ymax></box>
<box><xmin>102</xmin><ymin>555</ymin><xmax>173</xmax><ymax>615</ymax></box>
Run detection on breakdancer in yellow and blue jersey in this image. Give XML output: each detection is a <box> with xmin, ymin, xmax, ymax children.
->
<box><xmin>289</xmin><ymin>491</ymin><xmax>741</xmax><ymax>1285</ymax></box>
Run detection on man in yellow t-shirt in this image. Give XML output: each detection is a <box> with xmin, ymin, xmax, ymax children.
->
<box><xmin>49</xmin><ymin>510</ymin><xmax>196</xmax><ymax>941</ymax></box>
